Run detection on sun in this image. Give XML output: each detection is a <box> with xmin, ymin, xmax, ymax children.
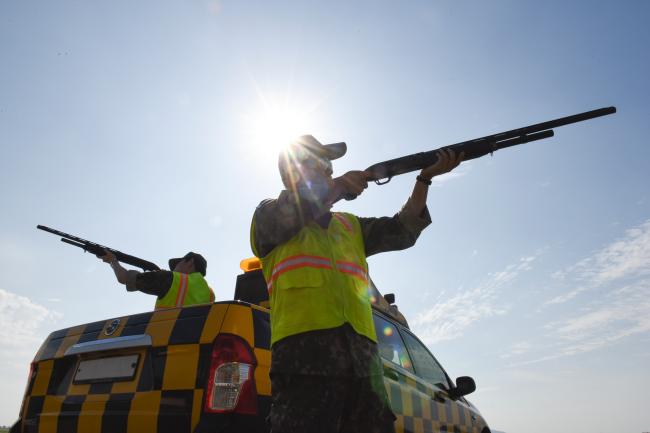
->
<box><xmin>243</xmin><ymin>101</ymin><xmax>318</xmax><ymax>161</ymax></box>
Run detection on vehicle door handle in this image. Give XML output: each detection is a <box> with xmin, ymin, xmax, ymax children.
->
<box><xmin>432</xmin><ymin>392</ymin><xmax>447</xmax><ymax>403</ymax></box>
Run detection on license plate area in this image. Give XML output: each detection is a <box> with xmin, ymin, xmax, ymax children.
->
<box><xmin>74</xmin><ymin>354</ymin><xmax>140</xmax><ymax>384</ymax></box>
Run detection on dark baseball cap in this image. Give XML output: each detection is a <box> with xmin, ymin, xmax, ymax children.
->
<box><xmin>169</xmin><ymin>252</ymin><xmax>207</xmax><ymax>276</ymax></box>
<box><xmin>284</xmin><ymin>134</ymin><xmax>347</xmax><ymax>162</ymax></box>
<box><xmin>278</xmin><ymin>135</ymin><xmax>347</xmax><ymax>186</ymax></box>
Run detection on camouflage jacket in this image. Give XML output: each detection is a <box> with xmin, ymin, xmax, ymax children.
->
<box><xmin>251</xmin><ymin>189</ymin><xmax>432</xmax><ymax>258</ymax></box>
<box><xmin>125</xmin><ymin>270</ymin><xmax>173</xmax><ymax>298</ymax></box>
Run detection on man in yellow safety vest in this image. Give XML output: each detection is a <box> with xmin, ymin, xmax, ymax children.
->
<box><xmin>99</xmin><ymin>250</ymin><xmax>214</xmax><ymax>309</ymax></box>
<box><xmin>250</xmin><ymin>134</ymin><xmax>462</xmax><ymax>433</ymax></box>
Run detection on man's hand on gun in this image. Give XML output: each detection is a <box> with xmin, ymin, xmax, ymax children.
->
<box><xmin>331</xmin><ymin>150</ymin><xmax>463</xmax><ymax>203</ymax></box>
<box><xmin>98</xmin><ymin>250</ymin><xmax>130</xmax><ymax>284</ymax></box>
<box><xmin>333</xmin><ymin>170</ymin><xmax>370</xmax><ymax>200</ymax></box>
<box><xmin>419</xmin><ymin>149</ymin><xmax>464</xmax><ymax>181</ymax></box>
<box><xmin>98</xmin><ymin>250</ymin><xmax>117</xmax><ymax>264</ymax></box>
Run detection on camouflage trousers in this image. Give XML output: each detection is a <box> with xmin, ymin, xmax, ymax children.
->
<box><xmin>269</xmin><ymin>325</ymin><xmax>396</xmax><ymax>433</ymax></box>
<box><xmin>269</xmin><ymin>373</ymin><xmax>396</xmax><ymax>433</ymax></box>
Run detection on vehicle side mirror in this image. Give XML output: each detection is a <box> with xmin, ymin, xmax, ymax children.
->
<box><xmin>448</xmin><ymin>376</ymin><xmax>476</xmax><ymax>400</ymax></box>
<box><xmin>384</xmin><ymin>293</ymin><xmax>395</xmax><ymax>304</ymax></box>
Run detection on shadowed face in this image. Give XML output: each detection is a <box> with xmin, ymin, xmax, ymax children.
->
<box><xmin>280</xmin><ymin>144</ymin><xmax>337</xmax><ymax>203</ymax></box>
<box><xmin>296</xmin><ymin>156</ymin><xmax>333</xmax><ymax>183</ymax></box>
<box><xmin>289</xmin><ymin>156</ymin><xmax>335</xmax><ymax>203</ymax></box>
<box><xmin>173</xmin><ymin>257</ymin><xmax>196</xmax><ymax>274</ymax></box>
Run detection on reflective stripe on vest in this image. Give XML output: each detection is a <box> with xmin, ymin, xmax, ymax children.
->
<box><xmin>333</xmin><ymin>213</ymin><xmax>353</xmax><ymax>233</ymax></box>
<box><xmin>266</xmin><ymin>257</ymin><xmax>368</xmax><ymax>292</ymax></box>
<box><xmin>335</xmin><ymin>260</ymin><xmax>368</xmax><ymax>284</ymax></box>
<box><xmin>174</xmin><ymin>273</ymin><xmax>189</xmax><ymax>307</ymax></box>
<box><xmin>267</xmin><ymin>254</ymin><xmax>333</xmax><ymax>293</ymax></box>
<box><xmin>155</xmin><ymin>272</ymin><xmax>214</xmax><ymax>310</ymax></box>
<box><xmin>259</xmin><ymin>212</ymin><xmax>375</xmax><ymax>345</ymax></box>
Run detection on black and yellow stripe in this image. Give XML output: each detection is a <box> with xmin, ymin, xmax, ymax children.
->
<box><xmin>384</xmin><ymin>362</ymin><xmax>488</xmax><ymax>433</ymax></box>
<box><xmin>18</xmin><ymin>301</ymin><xmax>271</xmax><ymax>433</ymax></box>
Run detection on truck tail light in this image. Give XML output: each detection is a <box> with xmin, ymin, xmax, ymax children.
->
<box><xmin>204</xmin><ymin>334</ymin><xmax>258</xmax><ymax>414</ymax></box>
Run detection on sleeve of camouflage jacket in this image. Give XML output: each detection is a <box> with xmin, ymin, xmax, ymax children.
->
<box><xmin>125</xmin><ymin>270</ymin><xmax>173</xmax><ymax>299</ymax></box>
<box><xmin>358</xmin><ymin>197</ymin><xmax>432</xmax><ymax>257</ymax></box>
<box><xmin>251</xmin><ymin>190</ymin><xmax>322</xmax><ymax>258</ymax></box>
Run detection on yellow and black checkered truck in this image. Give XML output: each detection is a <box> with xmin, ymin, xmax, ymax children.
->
<box><xmin>11</xmin><ymin>261</ymin><xmax>491</xmax><ymax>433</ymax></box>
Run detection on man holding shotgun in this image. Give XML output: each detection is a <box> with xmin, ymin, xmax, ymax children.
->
<box><xmin>35</xmin><ymin>225</ymin><xmax>216</xmax><ymax>310</ymax></box>
<box><xmin>250</xmin><ymin>134</ymin><xmax>462</xmax><ymax>433</ymax></box>
<box><xmin>99</xmin><ymin>250</ymin><xmax>215</xmax><ymax>310</ymax></box>
<box><xmin>248</xmin><ymin>107</ymin><xmax>615</xmax><ymax>432</ymax></box>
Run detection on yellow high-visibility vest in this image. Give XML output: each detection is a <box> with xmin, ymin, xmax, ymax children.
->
<box><xmin>257</xmin><ymin>212</ymin><xmax>375</xmax><ymax>345</ymax></box>
<box><xmin>154</xmin><ymin>272</ymin><xmax>214</xmax><ymax>310</ymax></box>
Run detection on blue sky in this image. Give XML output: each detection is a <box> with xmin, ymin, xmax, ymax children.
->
<box><xmin>1</xmin><ymin>1</ymin><xmax>648</xmax><ymax>431</ymax></box>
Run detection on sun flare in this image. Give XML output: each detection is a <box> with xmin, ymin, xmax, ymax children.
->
<box><xmin>244</xmin><ymin>102</ymin><xmax>318</xmax><ymax>160</ymax></box>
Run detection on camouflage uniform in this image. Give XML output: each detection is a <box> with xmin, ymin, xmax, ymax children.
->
<box><xmin>124</xmin><ymin>270</ymin><xmax>174</xmax><ymax>298</ymax></box>
<box><xmin>251</xmin><ymin>190</ymin><xmax>431</xmax><ymax>433</ymax></box>
<box><xmin>252</xmin><ymin>190</ymin><xmax>431</xmax><ymax>260</ymax></box>
<box><xmin>269</xmin><ymin>324</ymin><xmax>396</xmax><ymax>433</ymax></box>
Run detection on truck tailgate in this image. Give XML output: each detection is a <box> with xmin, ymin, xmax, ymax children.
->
<box><xmin>20</xmin><ymin>303</ymin><xmax>232</xmax><ymax>433</ymax></box>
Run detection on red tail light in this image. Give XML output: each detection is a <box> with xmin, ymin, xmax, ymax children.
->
<box><xmin>204</xmin><ymin>334</ymin><xmax>258</xmax><ymax>414</ymax></box>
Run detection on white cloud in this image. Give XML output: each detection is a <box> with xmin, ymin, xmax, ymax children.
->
<box><xmin>411</xmin><ymin>287</ymin><xmax>506</xmax><ymax>344</ymax></box>
<box><xmin>544</xmin><ymin>286</ymin><xmax>588</xmax><ymax>305</ymax></box>
<box><xmin>584</xmin><ymin>221</ymin><xmax>650</xmax><ymax>283</ymax></box>
<box><xmin>501</xmin><ymin>341</ymin><xmax>533</xmax><ymax>359</ymax></box>
<box><xmin>546</xmin><ymin>219</ymin><xmax>650</xmax><ymax>304</ymax></box>
<box><xmin>0</xmin><ymin>289</ymin><xmax>62</xmax><ymax>347</ymax></box>
<box><xmin>512</xmin><ymin>221</ymin><xmax>650</xmax><ymax>365</ymax></box>
<box><xmin>515</xmin><ymin>283</ymin><xmax>650</xmax><ymax>365</ymax></box>
<box><xmin>412</xmin><ymin>255</ymin><xmax>535</xmax><ymax>344</ymax></box>
<box><xmin>549</xmin><ymin>279</ymin><xmax>650</xmax><ymax>352</ymax></box>
<box><xmin>0</xmin><ymin>289</ymin><xmax>63</xmax><ymax>425</ymax></box>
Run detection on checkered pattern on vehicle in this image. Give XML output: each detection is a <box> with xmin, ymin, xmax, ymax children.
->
<box><xmin>18</xmin><ymin>301</ymin><xmax>486</xmax><ymax>433</ymax></box>
<box><xmin>19</xmin><ymin>302</ymin><xmax>271</xmax><ymax>433</ymax></box>
<box><xmin>384</xmin><ymin>364</ymin><xmax>488</xmax><ymax>433</ymax></box>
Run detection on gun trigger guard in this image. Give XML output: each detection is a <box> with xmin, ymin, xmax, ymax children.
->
<box><xmin>375</xmin><ymin>177</ymin><xmax>392</xmax><ymax>185</ymax></box>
